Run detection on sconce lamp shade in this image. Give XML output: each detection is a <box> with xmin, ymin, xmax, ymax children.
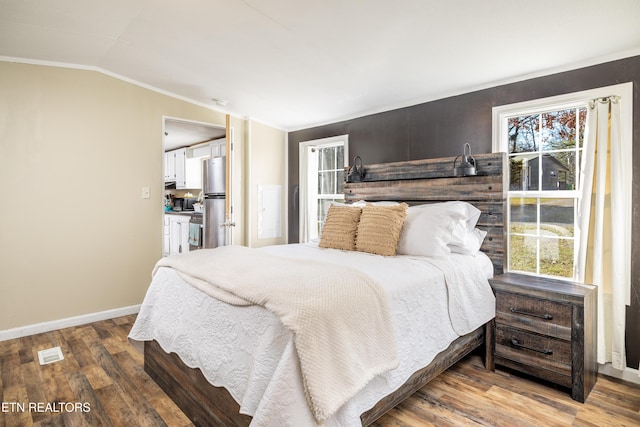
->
<box><xmin>346</xmin><ymin>156</ymin><xmax>366</xmax><ymax>183</ymax></box>
<box><xmin>454</xmin><ymin>143</ymin><xmax>477</xmax><ymax>176</ymax></box>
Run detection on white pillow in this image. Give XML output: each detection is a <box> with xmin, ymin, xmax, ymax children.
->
<box><xmin>397</xmin><ymin>205</ymin><xmax>460</xmax><ymax>257</ymax></box>
<box><xmin>410</xmin><ymin>201</ymin><xmax>481</xmax><ymax>247</ymax></box>
<box><xmin>450</xmin><ymin>228</ymin><xmax>488</xmax><ymax>255</ymax></box>
<box><xmin>438</xmin><ymin>201</ymin><xmax>480</xmax><ymax>238</ymax></box>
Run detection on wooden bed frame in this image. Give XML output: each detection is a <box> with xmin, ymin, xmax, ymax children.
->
<box><xmin>144</xmin><ymin>152</ymin><xmax>507</xmax><ymax>426</ymax></box>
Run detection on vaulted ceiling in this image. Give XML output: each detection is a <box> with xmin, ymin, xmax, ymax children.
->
<box><xmin>1</xmin><ymin>0</ymin><xmax>639</xmax><ymax>131</ymax></box>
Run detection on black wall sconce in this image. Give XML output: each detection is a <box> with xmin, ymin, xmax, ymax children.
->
<box><xmin>346</xmin><ymin>156</ymin><xmax>366</xmax><ymax>183</ymax></box>
<box><xmin>453</xmin><ymin>143</ymin><xmax>477</xmax><ymax>176</ymax></box>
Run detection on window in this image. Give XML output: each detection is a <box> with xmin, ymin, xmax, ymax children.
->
<box><xmin>493</xmin><ymin>83</ymin><xmax>632</xmax><ymax>279</ymax></box>
<box><xmin>299</xmin><ymin>135</ymin><xmax>348</xmax><ymax>242</ymax></box>
<box><xmin>506</xmin><ymin>107</ymin><xmax>586</xmax><ymax>278</ymax></box>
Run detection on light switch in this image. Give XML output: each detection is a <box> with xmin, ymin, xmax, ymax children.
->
<box><xmin>142</xmin><ymin>187</ymin><xmax>150</xmax><ymax>199</ymax></box>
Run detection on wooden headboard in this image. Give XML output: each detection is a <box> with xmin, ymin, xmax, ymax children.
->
<box><xmin>343</xmin><ymin>152</ymin><xmax>507</xmax><ymax>274</ymax></box>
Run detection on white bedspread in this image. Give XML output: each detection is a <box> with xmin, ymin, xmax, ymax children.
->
<box><xmin>129</xmin><ymin>243</ymin><xmax>495</xmax><ymax>426</ymax></box>
<box><xmin>152</xmin><ymin>245</ymin><xmax>398</xmax><ymax>423</ymax></box>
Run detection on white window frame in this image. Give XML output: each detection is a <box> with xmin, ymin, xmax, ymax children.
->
<box><xmin>299</xmin><ymin>135</ymin><xmax>348</xmax><ymax>242</ymax></box>
<box><xmin>492</xmin><ymin>82</ymin><xmax>633</xmax><ymax>278</ymax></box>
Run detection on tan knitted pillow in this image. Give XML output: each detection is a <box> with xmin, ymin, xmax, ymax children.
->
<box><xmin>356</xmin><ymin>203</ymin><xmax>408</xmax><ymax>256</ymax></box>
<box><xmin>319</xmin><ymin>205</ymin><xmax>362</xmax><ymax>251</ymax></box>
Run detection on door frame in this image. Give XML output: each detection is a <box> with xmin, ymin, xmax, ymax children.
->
<box><xmin>162</xmin><ymin>116</ymin><xmax>232</xmax><ymax>250</ymax></box>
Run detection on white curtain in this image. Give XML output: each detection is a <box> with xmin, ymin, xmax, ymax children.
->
<box><xmin>299</xmin><ymin>145</ymin><xmax>319</xmax><ymax>243</ymax></box>
<box><xmin>577</xmin><ymin>97</ymin><xmax>631</xmax><ymax>370</ymax></box>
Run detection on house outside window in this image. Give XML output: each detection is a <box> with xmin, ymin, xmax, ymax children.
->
<box><xmin>493</xmin><ymin>84</ymin><xmax>632</xmax><ymax>280</ymax></box>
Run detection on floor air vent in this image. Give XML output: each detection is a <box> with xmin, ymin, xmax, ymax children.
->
<box><xmin>38</xmin><ymin>346</ymin><xmax>64</xmax><ymax>365</ymax></box>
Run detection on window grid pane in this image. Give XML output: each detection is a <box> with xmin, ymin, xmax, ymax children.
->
<box><xmin>541</xmin><ymin>109</ymin><xmax>577</xmax><ymax>151</ymax></box>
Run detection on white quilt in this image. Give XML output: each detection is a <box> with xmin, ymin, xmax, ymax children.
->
<box><xmin>152</xmin><ymin>245</ymin><xmax>398</xmax><ymax>423</ymax></box>
<box><xmin>129</xmin><ymin>243</ymin><xmax>495</xmax><ymax>426</ymax></box>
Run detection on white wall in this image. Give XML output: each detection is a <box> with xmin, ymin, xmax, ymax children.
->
<box><xmin>246</xmin><ymin>120</ymin><xmax>287</xmax><ymax>247</ymax></box>
<box><xmin>0</xmin><ymin>61</ymin><xmax>233</xmax><ymax>331</ymax></box>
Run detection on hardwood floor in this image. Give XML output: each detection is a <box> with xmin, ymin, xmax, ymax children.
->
<box><xmin>1</xmin><ymin>315</ymin><xmax>639</xmax><ymax>426</ymax></box>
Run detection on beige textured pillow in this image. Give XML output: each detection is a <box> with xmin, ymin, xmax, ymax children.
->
<box><xmin>319</xmin><ymin>205</ymin><xmax>362</xmax><ymax>251</ymax></box>
<box><xmin>356</xmin><ymin>203</ymin><xmax>408</xmax><ymax>256</ymax></box>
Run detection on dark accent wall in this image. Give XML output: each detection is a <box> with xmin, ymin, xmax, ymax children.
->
<box><xmin>288</xmin><ymin>55</ymin><xmax>640</xmax><ymax>370</ymax></box>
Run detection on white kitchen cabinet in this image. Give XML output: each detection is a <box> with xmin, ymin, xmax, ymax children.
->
<box><xmin>167</xmin><ymin>214</ymin><xmax>190</xmax><ymax>255</ymax></box>
<box><xmin>164</xmin><ymin>148</ymin><xmax>187</xmax><ymax>188</ymax></box>
<box><xmin>174</xmin><ymin>148</ymin><xmax>187</xmax><ymax>188</ymax></box>
<box><xmin>164</xmin><ymin>151</ymin><xmax>175</xmax><ymax>181</ymax></box>
<box><xmin>211</xmin><ymin>139</ymin><xmax>226</xmax><ymax>157</ymax></box>
<box><xmin>163</xmin><ymin>215</ymin><xmax>170</xmax><ymax>254</ymax></box>
<box><xmin>189</xmin><ymin>143</ymin><xmax>211</xmax><ymax>158</ymax></box>
<box><xmin>185</xmin><ymin>157</ymin><xmax>203</xmax><ymax>189</ymax></box>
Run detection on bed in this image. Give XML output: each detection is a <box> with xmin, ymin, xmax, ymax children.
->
<box><xmin>129</xmin><ymin>152</ymin><xmax>507</xmax><ymax>426</ymax></box>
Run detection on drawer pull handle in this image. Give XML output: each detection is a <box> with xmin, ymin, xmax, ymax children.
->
<box><xmin>510</xmin><ymin>338</ymin><xmax>553</xmax><ymax>355</ymax></box>
<box><xmin>510</xmin><ymin>307</ymin><xmax>553</xmax><ymax>320</ymax></box>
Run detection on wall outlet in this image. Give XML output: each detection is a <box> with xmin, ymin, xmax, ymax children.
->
<box><xmin>142</xmin><ymin>187</ymin><xmax>150</xmax><ymax>199</ymax></box>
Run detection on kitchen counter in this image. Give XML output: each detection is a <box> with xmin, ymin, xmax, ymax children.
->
<box><xmin>165</xmin><ymin>210</ymin><xmax>201</xmax><ymax>216</ymax></box>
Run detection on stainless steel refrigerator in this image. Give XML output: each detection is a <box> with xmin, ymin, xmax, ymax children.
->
<box><xmin>202</xmin><ymin>156</ymin><xmax>226</xmax><ymax>248</ymax></box>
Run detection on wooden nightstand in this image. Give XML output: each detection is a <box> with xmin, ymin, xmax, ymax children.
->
<box><xmin>488</xmin><ymin>272</ymin><xmax>597</xmax><ymax>402</ymax></box>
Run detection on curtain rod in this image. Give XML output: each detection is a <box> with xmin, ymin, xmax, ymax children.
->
<box><xmin>589</xmin><ymin>95</ymin><xmax>620</xmax><ymax>109</ymax></box>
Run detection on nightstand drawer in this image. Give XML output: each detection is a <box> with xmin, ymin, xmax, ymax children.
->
<box><xmin>496</xmin><ymin>291</ymin><xmax>572</xmax><ymax>340</ymax></box>
<box><xmin>495</xmin><ymin>325</ymin><xmax>571</xmax><ymax>375</ymax></box>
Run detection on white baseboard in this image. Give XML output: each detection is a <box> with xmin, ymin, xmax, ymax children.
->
<box><xmin>0</xmin><ymin>305</ymin><xmax>141</xmax><ymax>342</ymax></box>
<box><xmin>599</xmin><ymin>363</ymin><xmax>640</xmax><ymax>386</ymax></box>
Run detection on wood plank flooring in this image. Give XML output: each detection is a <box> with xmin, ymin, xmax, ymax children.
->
<box><xmin>1</xmin><ymin>315</ymin><xmax>639</xmax><ymax>426</ymax></box>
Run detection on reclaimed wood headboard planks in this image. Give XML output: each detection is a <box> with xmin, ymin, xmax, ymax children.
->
<box><xmin>343</xmin><ymin>152</ymin><xmax>507</xmax><ymax>274</ymax></box>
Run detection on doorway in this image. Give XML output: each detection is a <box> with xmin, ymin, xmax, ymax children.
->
<box><xmin>162</xmin><ymin>116</ymin><xmax>233</xmax><ymax>252</ymax></box>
